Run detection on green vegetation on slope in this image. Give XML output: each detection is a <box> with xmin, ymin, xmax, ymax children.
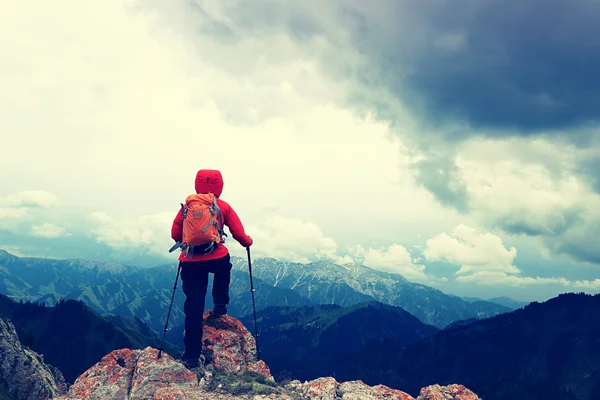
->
<box><xmin>0</xmin><ymin>381</ymin><xmax>11</xmax><ymax>400</ymax></box>
<box><xmin>354</xmin><ymin>293</ymin><xmax>600</xmax><ymax>400</ymax></box>
<box><xmin>239</xmin><ymin>301</ymin><xmax>439</xmax><ymax>382</ymax></box>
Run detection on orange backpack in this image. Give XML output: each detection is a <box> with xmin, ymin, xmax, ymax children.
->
<box><xmin>180</xmin><ymin>193</ymin><xmax>226</xmax><ymax>257</ymax></box>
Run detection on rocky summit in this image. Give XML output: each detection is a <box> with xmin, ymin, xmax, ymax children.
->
<box><xmin>56</xmin><ymin>346</ymin><xmax>197</xmax><ymax>399</ymax></box>
<box><xmin>55</xmin><ymin>311</ymin><xmax>481</xmax><ymax>400</ymax></box>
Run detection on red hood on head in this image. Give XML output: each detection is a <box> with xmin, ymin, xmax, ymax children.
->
<box><xmin>195</xmin><ymin>169</ymin><xmax>224</xmax><ymax>197</ymax></box>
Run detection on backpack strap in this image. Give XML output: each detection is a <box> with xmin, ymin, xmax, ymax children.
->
<box><xmin>181</xmin><ymin>203</ymin><xmax>187</xmax><ymax>220</ymax></box>
<box><xmin>218</xmin><ymin>210</ymin><xmax>227</xmax><ymax>242</ymax></box>
<box><xmin>211</xmin><ymin>196</ymin><xmax>227</xmax><ymax>243</ymax></box>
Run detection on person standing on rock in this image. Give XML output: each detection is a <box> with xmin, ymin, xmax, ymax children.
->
<box><xmin>170</xmin><ymin>169</ymin><xmax>253</xmax><ymax>368</ymax></box>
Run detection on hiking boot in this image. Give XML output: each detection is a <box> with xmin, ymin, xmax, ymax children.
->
<box><xmin>212</xmin><ymin>304</ymin><xmax>227</xmax><ymax>318</ymax></box>
<box><xmin>180</xmin><ymin>351</ymin><xmax>201</xmax><ymax>368</ymax></box>
<box><xmin>183</xmin><ymin>357</ymin><xmax>199</xmax><ymax>369</ymax></box>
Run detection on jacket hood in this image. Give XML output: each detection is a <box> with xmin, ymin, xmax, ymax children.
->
<box><xmin>195</xmin><ymin>169</ymin><xmax>224</xmax><ymax>197</ymax></box>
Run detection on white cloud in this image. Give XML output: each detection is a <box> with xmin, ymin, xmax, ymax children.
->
<box><xmin>425</xmin><ymin>225</ymin><xmax>519</xmax><ymax>276</ymax></box>
<box><xmin>455</xmin><ymin>271</ymin><xmax>571</xmax><ymax>287</ymax></box>
<box><xmin>572</xmin><ymin>279</ymin><xmax>600</xmax><ymax>290</ymax></box>
<box><xmin>1</xmin><ymin>191</ymin><xmax>59</xmax><ymax>209</ymax></box>
<box><xmin>30</xmin><ymin>223</ymin><xmax>69</xmax><ymax>238</ymax></box>
<box><xmin>235</xmin><ymin>216</ymin><xmax>351</xmax><ymax>264</ymax></box>
<box><xmin>424</xmin><ymin>225</ymin><xmax>572</xmax><ymax>287</ymax></box>
<box><xmin>0</xmin><ymin>246</ymin><xmax>27</xmax><ymax>257</ymax></box>
<box><xmin>0</xmin><ymin>208</ymin><xmax>29</xmax><ymax>220</ymax></box>
<box><xmin>0</xmin><ymin>191</ymin><xmax>60</xmax><ymax>223</ymax></box>
<box><xmin>454</xmin><ymin>137</ymin><xmax>600</xmax><ymax>266</ymax></box>
<box><xmin>457</xmin><ymin>139</ymin><xmax>586</xmax><ymax>236</ymax></box>
<box><xmin>87</xmin><ymin>211</ymin><xmax>174</xmax><ymax>257</ymax></box>
<box><xmin>360</xmin><ymin>244</ymin><xmax>428</xmax><ymax>281</ymax></box>
<box><xmin>85</xmin><ymin>212</ymin><xmax>352</xmax><ymax>265</ymax></box>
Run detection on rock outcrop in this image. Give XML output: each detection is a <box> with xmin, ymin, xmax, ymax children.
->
<box><xmin>57</xmin><ymin>347</ymin><xmax>197</xmax><ymax>400</ymax></box>
<box><xmin>202</xmin><ymin>310</ymin><xmax>272</xmax><ymax>381</ymax></box>
<box><xmin>415</xmin><ymin>384</ymin><xmax>481</xmax><ymax>400</ymax></box>
<box><xmin>56</xmin><ymin>311</ymin><xmax>481</xmax><ymax>400</ymax></box>
<box><xmin>292</xmin><ymin>377</ymin><xmax>415</xmax><ymax>399</ymax></box>
<box><xmin>0</xmin><ymin>317</ymin><xmax>67</xmax><ymax>400</ymax></box>
<box><xmin>285</xmin><ymin>378</ymin><xmax>481</xmax><ymax>400</ymax></box>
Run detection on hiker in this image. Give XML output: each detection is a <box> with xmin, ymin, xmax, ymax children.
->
<box><xmin>170</xmin><ymin>169</ymin><xmax>253</xmax><ymax>368</ymax></box>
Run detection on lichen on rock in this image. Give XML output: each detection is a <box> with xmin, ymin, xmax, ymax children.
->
<box><xmin>300</xmin><ymin>377</ymin><xmax>414</xmax><ymax>400</ymax></box>
<box><xmin>202</xmin><ymin>310</ymin><xmax>273</xmax><ymax>382</ymax></box>
<box><xmin>58</xmin><ymin>347</ymin><xmax>196</xmax><ymax>400</ymax></box>
<box><xmin>416</xmin><ymin>384</ymin><xmax>481</xmax><ymax>400</ymax></box>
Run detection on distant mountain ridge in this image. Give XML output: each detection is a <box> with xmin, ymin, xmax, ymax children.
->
<box><xmin>1</xmin><ymin>250</ymin><xmax>509</xmax><ymax>332</ymax></box>
<box><xmin>0</xmin><ymin>250</ymin><xmax>312</xmax><ymax>337</ymax></box>
<box><xmin>345</xmin><ymin>292</ymin><xmax>600</xmax><ymax>400</ymax></box>
<box><xmin>461</xmin><ymin>295</ymin><xmax>529</xmax><ymax>310</ymax></box>
<box><xmin>487</xmin><ymin>296</ymin><xmax>529</xmax><ymax>309</ymax></box>
<box><xmin>230</xmin><ymin>256</ymin><xmax>511</xmax><ymax>327</ymax></box>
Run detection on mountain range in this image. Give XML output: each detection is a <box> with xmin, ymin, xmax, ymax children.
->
<box><xmin>230</xmin><ymin>256</ymin><xmax>511</xmax><ymax>327</ymax></box>
<box><xmin>0</xmin><ymin>250</ymin><xmax>310</xmax><ymax>336</ymax></box>
<box><xmin>1</xmin><ymin>250</ymin><xmax>598</xmax><ymax>400</ymax></box>
<box><xmin>0</xmin><ymin>250</ymin><xmax>510</xmax><ymax>335</ymax></box>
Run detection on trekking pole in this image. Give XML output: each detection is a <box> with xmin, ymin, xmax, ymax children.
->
<box><xmin>158</xmin><ymin>262</ymin><xmax>182</xmax><ymax>359</ymax></box>
<box><xmin>246</xmin><ymin>247</ymin><xmax>261</xmax><ymax>361</ymax></box>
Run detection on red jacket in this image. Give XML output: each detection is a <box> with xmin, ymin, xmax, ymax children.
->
<box><xmin>171</xmin><ymin>169</ymin><xmax>252</xmax><ymax>262</ymax></box>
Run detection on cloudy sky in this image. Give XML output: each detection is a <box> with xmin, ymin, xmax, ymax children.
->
<box><xmin>2</xmin><ymin>0</ymin><xmax>600</xmax><ymax>302</ymax></box>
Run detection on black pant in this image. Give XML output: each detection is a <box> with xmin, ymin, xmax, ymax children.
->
<box><xmin>180</xmin><ymin>253</ymin><xmax>232</xmax><ymax>359</ymax></box>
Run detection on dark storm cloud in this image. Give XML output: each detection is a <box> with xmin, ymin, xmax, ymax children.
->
<box><xmin>577</xmin><ymin>155</ymin><xmax>600</xmax><ymax>193</ymax></box>
<box><xmin>288</xmin><ymin>11</ymin><xmax>323</xmax><ymax>40</ymax></box>
<box><xmin>336</xmin><ymin>0</ymin><xmax>600</xmax><ymax>136</ymax></box>
<box><xmin>497</xmin><ymin>206</ymin><xmax>585</xmax><ymax>237</ymax></box>
<box><xmin>176</xmin><ymin>1</ymin><xmax>600</xmax><ymax>218</ymax></box>
<box><xmin>545</xmin><ymin>222</ymin><xmax>600</xmax><ymax>265</ymax></box>
<box><xmin>185</xmin><ymin>0</ymin><xmax>600</xmax><ymax>136</ymax></box>
<box><xmin>187</xmin><ymin>0</ymin><xmax>324</xmax><ymax>41</ymax></box>
<box><xmin>412</xmin><ymin>155</ymin><xmax>471</xmax><ymax>213</ymax></box>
